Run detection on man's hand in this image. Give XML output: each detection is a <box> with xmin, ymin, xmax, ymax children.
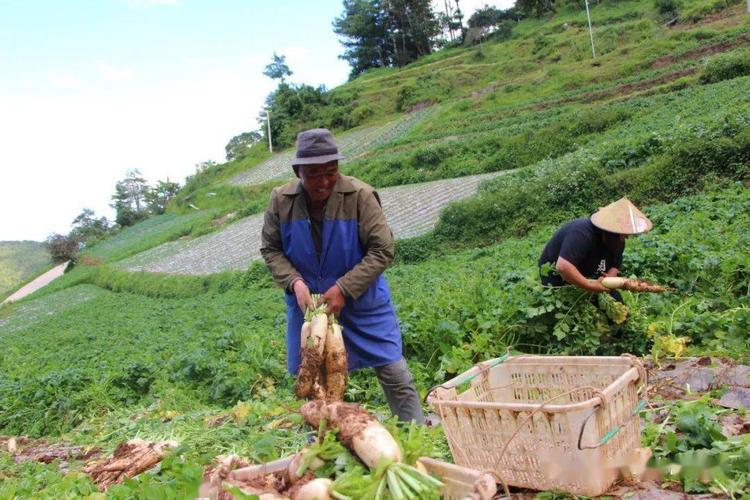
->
<box><xmin>293</xmin><ymin>279</ymin><xmax>313</xmax><ymax>312</ymax></box>
<box><xmin>322</xmin><ymin>284</ymin><xmax>346</xmax><ymax>316</ymax></box>
<box><xmin>586</xmin><ymin>276</ymin><xmax>610</xmax><ymax>293</ymax></box>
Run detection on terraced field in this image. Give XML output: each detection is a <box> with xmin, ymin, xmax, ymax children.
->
<box><xmin>120</xmin><ymin>171</ymin><xmax>504</xmax><ymax>274</ymax></box>
<box><xmin>0</xmin><ymin>284</ymin><xmax>109</xmax><ymax>334</ymax></box>
<box><xmin>228</xmin><ymin>107</ymin><xmax>437</xmax><ymax>186</ymax></box>
<box><xmin>84</xmin><ymin>210</ymin><xmax>218</xmax><ymax>263</ymax></box>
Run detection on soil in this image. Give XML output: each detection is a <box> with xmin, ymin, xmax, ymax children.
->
<box><xmin>327</xmin><ymin>402</ymin><xmax>375</xmax><ymax>448</ymax></box>
<box><xmin>295</xmin><ymin>346</ymin><xmax>323</xmax><ymax>399</ymax></box>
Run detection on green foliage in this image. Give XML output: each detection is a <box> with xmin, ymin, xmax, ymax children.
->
<box><xmin>263</xmin><ymin>52</ymin><xmax>293</xmax><ymax>82</ymax></box>
<box><xmin>681</xmin><ymin>0</ymin><xmax>742</xmax><ymax>23</ymax></box>
<box><xmin>334</xmin><ymin>0</ymin><xmax>441</xmax><ymax>77</ymax></box>
<box><xmin>644</xmin><ymin>398</ymin><xmax>750</xmax><ymax>495</ymax></box>
<box><xmin>432</xmin><ymin>81</ymin><xmax>750</xmax><ymax>247</ymax></box>
<box><xmin>70</xmin><ymin>209</ymin><xmax>112</xmax><ymax>245</ymax></box>
<box><xmin>225</xmin><ymin>131</ymin><xmax>262</xmax><ymax>161</ymax></box>
<box><xmin>111</xmin><ymin>169</ymin><xmax>150</xmax><ymax>228</ymax></box>
<box><xmin>0</xmin><ymin>241</ymin><xmax>51</xmax><ymax>298</ymax></box>
<box><xmin>44</xmin><ymin>233</ymin><xmax>81</xmax><ymax>264</ymax></box>
<box><xmin>655</xmin><ymin>0</ymin><xmax>681</xmax><ymax>18</ymax></box>
<box><xmin>701</xmin><ymin>48</ymin><xmax>750</xmax><ymax>84</ymax></box>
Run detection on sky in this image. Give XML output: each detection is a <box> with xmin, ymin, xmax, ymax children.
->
<box><xmin>0</xmin><ymin>0</ymin><xmax>512</xmax><ymax>242</ymax></box>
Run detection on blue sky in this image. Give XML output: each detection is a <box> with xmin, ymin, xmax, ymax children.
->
<box><xmin>0</xmin><ymin>0</ymin><xmax>510</xmax><ymax>241</ymax></box>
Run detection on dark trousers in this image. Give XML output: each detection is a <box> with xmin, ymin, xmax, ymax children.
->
<box><xmin>374</xmin><ymin>358</ymin><xmax>425</xmax><ymax>424</ymax></box>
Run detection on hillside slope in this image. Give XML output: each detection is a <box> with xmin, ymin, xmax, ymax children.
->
<box><xmin>0</xmin><ymin>241</ymin><xmax>51</xmax><ymax>299</ymax></box>
<box><xmin>1</xmin><ymin>0</ymin><xmax>750</xmax><ymax>495</ymax></box>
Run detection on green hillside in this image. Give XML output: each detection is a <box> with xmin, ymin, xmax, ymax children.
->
<box><xmin>1</xmin><ymin>0</ymin><xmax>750</xmax><ymax>496</ymax></box>
<box><xmin>0</xmin><ymin>241</ymin><xmax>51</xmax><ymax>299</ymax></box>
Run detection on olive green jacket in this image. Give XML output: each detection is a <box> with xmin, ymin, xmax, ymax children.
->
<box><xmin>260</xmin><ymin>175</ymin><xmax>395</xmax><ymax>300</ymax></box>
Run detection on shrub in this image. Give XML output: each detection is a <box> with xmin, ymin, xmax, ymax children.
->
<box><xmin>44</xmin><ymin>234</ymin><xmax>82</xmax><ymax>264</ymax></box>
<box><xmin>433</xmin><ymin>128</ymin><xmax>750</xmax><ymax>246</ymax></box>
<box><xmin>700</xmin><ymin>49</ymin><xmax>750</xmax><ymax>84</ymax></box>
<box><xmin>655</xmin><ymin>0</ymin><xmax>681</xmax><ymax>18</ymax></box>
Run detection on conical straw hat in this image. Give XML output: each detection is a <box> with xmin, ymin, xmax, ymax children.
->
<box><xmin>590</xmin><ymin>198</ymin><xmax>653</xmax><ymax>235</ymax></box>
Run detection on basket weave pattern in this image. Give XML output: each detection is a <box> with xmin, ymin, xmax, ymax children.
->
<box><xmin>427</xmin><ymin>356</ymin><xmax>643</xmax><ymax>496</ymax></box>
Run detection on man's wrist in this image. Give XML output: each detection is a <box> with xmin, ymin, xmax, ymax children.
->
<box><xmin>335</xmin><ymin>279</ymin><xmax>351</xmax><ymax>299</ymax></box>
<box><xmin>288</xmin><ymin>277</ymin><xmax>304</xmax><ymax>293</ymax></box>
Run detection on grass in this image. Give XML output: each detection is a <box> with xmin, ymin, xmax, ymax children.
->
<box><xmin>0</xmin><ymin>241</ymin><xmax>52</xmax><ymax>300</ymax></box>
<box><xmin>1</xmin><ymin>0</ymin><xmax>749</xmax><ymax>495</ymax></box>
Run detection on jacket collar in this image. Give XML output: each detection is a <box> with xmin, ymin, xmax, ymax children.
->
<box><xmin>280</xmin><ymin>175</ymin><xmax>356</xmax><ymax>196</ymax></box>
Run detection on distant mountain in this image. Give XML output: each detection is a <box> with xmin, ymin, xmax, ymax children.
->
<box><xmin>0</xmin><ymin>241</ymin><xmax>52</xmax><ymax>299</ymax></box>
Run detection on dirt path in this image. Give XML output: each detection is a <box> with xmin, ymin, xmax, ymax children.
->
<box><xmin>2</xmin><ymin>261</ymin><xmax>68</xmax><ymax>304</ymax></box>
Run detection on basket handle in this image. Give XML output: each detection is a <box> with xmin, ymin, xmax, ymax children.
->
<box><xmin>424</xmin><ymin>351</ymin><xmax>510</xmax><ymax>403</ymax></box>
<box><xmin>577</xmin><ymin>399</ymin><xmax>646</xmax><ymax>450</ymax></box>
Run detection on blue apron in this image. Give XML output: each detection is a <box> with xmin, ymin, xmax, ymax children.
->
<box><xmin>280</xmin><ymin>217</ymin><xmax>402</xmax><ymax>373</ymax></box>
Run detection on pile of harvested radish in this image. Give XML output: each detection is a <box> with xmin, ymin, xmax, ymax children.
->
<box><xmin>199</xmin><ymin>401</ymin><xmax>444</xmax><ymax>500</ymax></box>
<box><xmin>601</xmin><ymin>277</ymin><xmax>669</xmax><ymax>293</ymax></box>
<box><xmin>295</xmin><ymin>295</ymin><xmax>348</xmax><ymax>401</ymax></box>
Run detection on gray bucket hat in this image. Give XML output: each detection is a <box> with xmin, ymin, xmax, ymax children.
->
<box><xmin>291</xmin><ymin>128</ymin><xmax>344</xmax><ymax>169</ymax></box>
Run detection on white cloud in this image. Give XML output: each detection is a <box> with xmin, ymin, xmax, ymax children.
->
<box><xmin>49</xmin><ymin>73</ymin><xmax>82</xmax><ymax>88</ymax></box>
<box><xmin>96</xmin><ymin>62</ymin><xmax>137</xmax><ymax>82</ymax></box>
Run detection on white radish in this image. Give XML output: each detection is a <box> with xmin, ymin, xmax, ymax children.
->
<box><xmin>308</xmin><ymin>312</ymin><xmax>328</xmax><ymax>356</ymax></box>
<box><xmin>295</xmin><ymin>299</ymin><xmax>329</xmax><ymax>399</ymax></box>
<box><xmin>602</xmin><ymin>276</ymin><xmax>668</xmax><ymax>293</ymax></box>
<box><xmin>292</xmin><ymin>477</ymin><xmax>332</xmax><ymax>500</ymax></box>
<box><xmin>324</xmin><ymin>322</ymin><xmax>348</xmax><ymax>401</ymax></box>
<box><xmin>601</xmin><ymin>277</ymin><xmax>627</xmax><ymax>289</ymax></box>
<box><xmin>300</xmin><ymin>401</ymin><xmax>402</xmax><ymax>469</ymax></box>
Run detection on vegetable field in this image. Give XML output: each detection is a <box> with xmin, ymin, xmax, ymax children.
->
<box><xmin>228</xmin><ymin>107</ymin><xmax>436</xmax><ymax>187</ymax></box>
<box><xmin>119</xmin><ymin>172</ymin><xmax>504</xmax><ymax>274</ymax></box>
<box><xmin>0</xmin><ymin>241</ymin><xmax>51</xmax><ymax>299</ymax></box>
<box><xmin>1</xmin><ymin>187</ymin><xmax>749</xmax><ymax>497</ymax></box>
<box><xmin>1</xmin><ymin>0</ymin><xmax>750</xmax><ymax>496</ymax></box>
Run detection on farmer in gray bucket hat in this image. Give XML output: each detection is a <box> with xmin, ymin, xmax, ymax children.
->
<box><xmin>261</xmin><ymin>128</ymin><xmax>425</xmax><ymax>423</ymax></box>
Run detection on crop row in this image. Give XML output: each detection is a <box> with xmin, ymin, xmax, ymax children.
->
<box><xmin>0</xmin><ymin>284</ymin><xmax>108</xmax><ymax>334</ymax></box>
<box><xmin>119</xmin><ymin>172</ymin><xmax>502</xmax><ymax>275</ymax></box>
<box><xmin>227</xmin><ymin>108</ymin><xmax>436</xmax><ymax>187</ymax></box>
<box><xmin>85</xmin><ymin>211</ymin><xmax>217</xmax><ymax>263</ymax></box>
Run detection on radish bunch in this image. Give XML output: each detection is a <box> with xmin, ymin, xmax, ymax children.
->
<box><xmin>295</xmin><ymin>295</ymin><xmax>348</xmax><ymax>401</ymax></box>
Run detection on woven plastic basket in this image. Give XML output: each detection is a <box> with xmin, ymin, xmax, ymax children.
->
<box><xmin>426</xmin><ymin>355</ymin><xmax>646</xmax><ymax>497</ymax></box>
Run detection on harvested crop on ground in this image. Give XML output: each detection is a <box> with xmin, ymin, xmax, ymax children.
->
<box><xmin>83</xmin><ymin>439</ymin><xmax>177</xmax><ymax>490</ymax></box>
<box><xmin>198</xmin><ymin>401</ymin><xmax>442</xmax><ymax>499</ymax></box>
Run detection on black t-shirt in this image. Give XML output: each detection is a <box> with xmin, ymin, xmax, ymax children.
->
<box><xmin>538</xmin><ymin>217</ymin><xmax>623</xmax><ymax>286</ymax></box>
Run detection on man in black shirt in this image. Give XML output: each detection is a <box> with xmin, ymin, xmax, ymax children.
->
<box><xmin>539</xmin><ymin>198</ymin><xmax>653</xmax><ymax>293</ymax></box>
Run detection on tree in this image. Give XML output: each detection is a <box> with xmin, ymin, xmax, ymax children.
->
<box><xmin>225</xmin><ymin>131</ymin><xmax>262</xmax><ymax>161</ymax></box>
<box><xmin>263</xmin><ymin>53</ymin><xmax>293</xmax><ymax>82</ymax></box>
<box><xmin>69</xmin><ymin>209</ymin><xmax>111</xmax><ymax>243</ymax></box>
<box><xmin>45</xmin><ymin>233</ymin><xmax>81</xmax><ymax>263</ymax></box>
<box><xmin>111</xmin><ymin>169</ymin><xmax>149</xmax><ymax>227</ymax></box>
<box><xmin>145</xmin><ymin>179</ymin><xmax>181</xmax><ymax>215</ymax></box>
<box><xmin>260</xmin><ymin>82</ymin><xmax>328</xmax><ymax>148</ymax></box>
<box><xmin>334</xmin><ymin>0</ymin><xmax>391</xmax><ymax>77</ymax></box>
<box><xmin>515</xmin><ymin>0</ymin><xmax>556</xmax><ymax>17</ymax></box>
<box><xmin>333</xmin><ymin>0</ymin><xmax>441</xmax><ymax>77</ymax></box>
<box><xmin>451</xmin><ymin>0</ymin><xmax>465</xmax><ymax>40</ymax></box>
<box><xmin>468</xmin><ymin>5</ymin><xmax>504</xmax><ymax>28</ymax></box>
